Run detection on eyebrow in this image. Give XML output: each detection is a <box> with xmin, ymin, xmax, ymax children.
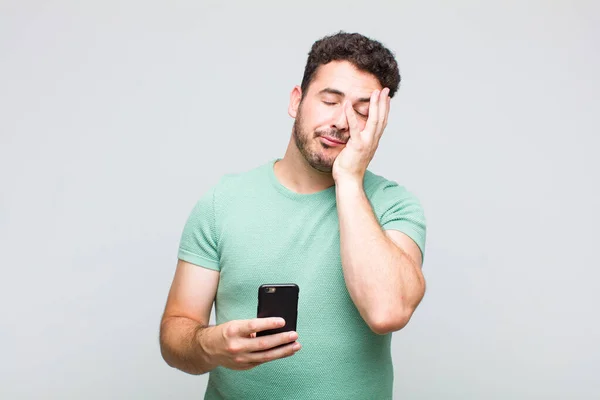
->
<box><xmin>318</xmin><ymin>87</ymin><xmax>371</xmax><ymax>103</ymax></box>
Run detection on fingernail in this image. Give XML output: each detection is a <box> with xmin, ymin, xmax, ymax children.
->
<box><xmin>289</xmin><ymin>331</ymin><xmax>298</xmax><ymax>340</ymax></box>
<box><xmin>293</xmin><ymin>343</ymin><xmax>302</xmax><ymax>351</ymax></box>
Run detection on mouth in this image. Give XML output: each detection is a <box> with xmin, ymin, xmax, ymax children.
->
<box><xmin>319</xmin><ymin>136</ymin><xmax>347</xmax><ymax>146</ymax></box>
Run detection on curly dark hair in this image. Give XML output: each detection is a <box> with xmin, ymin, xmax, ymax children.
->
<box><xmin>300</xmin><ymin>31</ymin><xmax>401</xmax><ymax>99</ymax></box>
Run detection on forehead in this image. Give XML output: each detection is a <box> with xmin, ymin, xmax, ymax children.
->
<box><xmin>308</xmin><ymin>60</ymin><xmax>382</xmax><ymax>98</ymax></box>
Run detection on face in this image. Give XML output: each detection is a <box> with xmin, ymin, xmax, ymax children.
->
<box><xmin>289</xmin><ymin>61</ymin><xmax>382</xmax><ymax>173</ymax></box>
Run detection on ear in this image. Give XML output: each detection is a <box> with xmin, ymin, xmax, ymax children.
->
<box><xmin>288</xmin><ymin>85</ymin><xmax>302</xmax><ymax>119</ymax></box>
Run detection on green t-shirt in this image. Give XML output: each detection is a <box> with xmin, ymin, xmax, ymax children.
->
<box><xmin>178</xmin><ymin>159</ymin><xmax>426</xmax><ymax>400</ymax></box>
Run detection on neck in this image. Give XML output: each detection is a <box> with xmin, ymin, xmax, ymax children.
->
<box><xmin>274</xmin><ymin>137</ymin><xmax>335</xmax><ymax>194</ymax></box>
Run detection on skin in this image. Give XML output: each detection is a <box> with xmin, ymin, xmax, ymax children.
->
<box><xmin>159</xmin><ymin>60</ymin><xmax>426</xmax><ymax>375</ymax></box>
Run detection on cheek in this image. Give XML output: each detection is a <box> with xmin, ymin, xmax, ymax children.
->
<box><xmin>303</xmin><ymin>107</ymin><xmax>332</xmax><ymax>131</ymax></box>
<box><xmin>313</xmin><ymin>104</ymin><xmax>339</xmax><ymax>126</ymax></box>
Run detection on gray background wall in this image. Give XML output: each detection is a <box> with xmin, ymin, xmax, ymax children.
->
<box><xmin>1</xmin><ymin>1</ymin><xmax>598</xmax><ymax>399</ymax></box>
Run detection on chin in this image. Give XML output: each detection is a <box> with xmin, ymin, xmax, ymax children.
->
<box><xmin>307</xmin><ymin>154</ymin><xmax>335</xmax><ymax>173</ymax></box>
<box><xmin>311</xmin><ymin>164</ymin><xmax>333</xmax><ymax>173</ymax></box>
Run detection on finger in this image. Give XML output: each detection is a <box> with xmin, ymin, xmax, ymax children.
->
<box><xmin>243</xmin><ymin>341</ymin><xmax>302</xmax><ymax>364</ymax></box>
<box><xmin>344</xmin><ymin>100</ymin><xmax>360</xmax><ymax>139</ymax></box>
<box><xmin>237</xmin><ymin>317</ymin><xmax>285</xmax><ymax>337</ymax></box>
<box><xmin>378</xmin><ymin>88</ymin><xmax>389</xmax><ymax>126</ymax></box>
<box><xmin>382</xmin><ymin>95</ymin><xmax>390</xmax><ymax>129</ymax></box>
<box><xmin>365</xmin><ymin>89</ymin><xmax>380</xmax><ymax>137</ymax></box>
<box><xmin>377</xmin><ymin>88</ymin><xmax>390</xmax><ymax>140</ymax></box>
<box><xmin>246</xmin><ymin>330</ymin><xmax>299</xmax><ymax>352</ymax></box>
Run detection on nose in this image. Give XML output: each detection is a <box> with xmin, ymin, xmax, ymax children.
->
<box><xmin>332</xmin><ymin>102</ymin><xmax>349</xmax><ymax>132</ymax></box>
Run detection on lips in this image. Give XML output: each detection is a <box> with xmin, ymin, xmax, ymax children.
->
<box><xmin>320</xmin><ymin>136</ymin><xmax>347</xmax><ymax>145</ymax></box>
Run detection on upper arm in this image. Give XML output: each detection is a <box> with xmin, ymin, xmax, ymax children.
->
<box><xmin>385</xmin><ymin>229</ymin><xmax>423</xmax><ymax>269</ymax></box>
<box><xmin>168</xmin><ymin>182</ymin><xmax>223</xmax><ymax>325</ymax></box>
<box><xmin>162</xmin><ymin>259</ymin><xmax>220</xmax><ymax>326</ymax></box>
<box><xmin>370</xmin><ymin>179</ymin><xmax>427</xmax><ymax>263</ymax></box>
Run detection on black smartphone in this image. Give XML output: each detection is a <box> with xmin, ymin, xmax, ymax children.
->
<box><xmin>256</xmin><ymin>284</ymin><xmax>299</xmax><ymax>337</ymax></box>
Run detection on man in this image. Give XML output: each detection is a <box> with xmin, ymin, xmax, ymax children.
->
<box><xmin>159</xmin><ymin>31</ymin><xmax>427</xmax><ymax>399</ymax></box>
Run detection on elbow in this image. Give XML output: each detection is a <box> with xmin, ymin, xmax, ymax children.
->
<box><xmin>159</xmin><ymin>320</ymin><xmax>209</xmax><ymax>376</ymax></box>
<box><xmin>367</xmin><ymin>279</ymin><xmax>426</xmax><ymax>335</ymax></box>
<box><xmin>160</xmin><ymin>340</ymin><xmax>206</xmax><ymax>376</ymax></box>
<box><xmin>366</xmin><ymin>308</ymin><xmax>414</xmax><ymax>335</ymax></box>
<box><xmin>159</xmin><ymin>341</ymin><xmax>177</xmax><ymax>369</ymax></box>
<box><xmin>159</xmin><ymin>332</ymin><xmax>179</xmax><ymax>370</ymax></box>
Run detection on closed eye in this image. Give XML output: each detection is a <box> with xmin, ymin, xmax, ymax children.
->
<box><xmin>324</xmin><ymin>101</ymin><xmax>367</xmax><ymax>118</ymax></box>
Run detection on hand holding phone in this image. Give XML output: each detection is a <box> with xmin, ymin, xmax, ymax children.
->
<box><xmin>199</xmin><ymin>317</ymin><xmax>301</xmax><ymax>371</ymax></box>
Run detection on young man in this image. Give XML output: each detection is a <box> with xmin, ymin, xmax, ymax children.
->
<box><xmin>159</xmin><ymin>31</ymin><xmax>427</xmax><ymax>399</ymax></box>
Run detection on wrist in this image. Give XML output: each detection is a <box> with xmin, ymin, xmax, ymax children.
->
<box><xmin>334</xmin><ymin>176</ymin><xmax>364</xmax><ymax>192</ymax></box>
<box><xmin>195</xmin><ymin>325</ymin><xmax>217</xmax><ymax>368</ymax></box>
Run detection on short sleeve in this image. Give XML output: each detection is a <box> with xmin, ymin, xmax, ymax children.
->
<box><xmin>177</xmin><ymin>185</ymin><xmax>220</xmax><ymax>271</ymax></box>
<box><xmin>370</xmin><ymin>181</ymin><xmax>427</xmax><ymax>260</ymax></box>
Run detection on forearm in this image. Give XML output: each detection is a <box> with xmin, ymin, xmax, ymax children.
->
<box><xmin>336</xmin><ymin>179</ymin><xmax>425</xmax><ymax>333</ymax></box>
<box><xmin>159</xmin><ymin>316</ymin><xmax>218</xmax><ymax>375</ymax></box>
